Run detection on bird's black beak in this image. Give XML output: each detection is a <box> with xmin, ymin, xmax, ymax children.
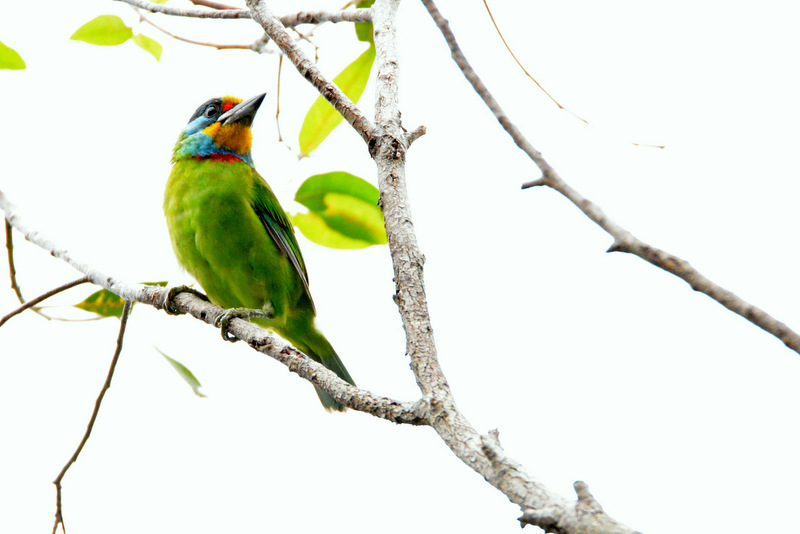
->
<box><xmin>219</xmin><ymin>93</ymin><xmax>266</xmax><ymax>125</ymax></box>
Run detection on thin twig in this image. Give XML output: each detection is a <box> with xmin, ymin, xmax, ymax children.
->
<box><xmin>138</xmin><ymin>12</ymin><xmax>251</xmax><ymax>49</ymax></box>
<box><xmin>481</xmin><ymin>0</ymin><xmax>587</xmax><ymax>123</ymax></box>
<box><xmin>481</xmin><ymin>0</ymin><xmax>664</xmax><ymax>149</ymax></box>
<box><xmin>5</xmin><ymin>219</ymin><xmax>23</xmax><ymax>303</ymax></box>
<box><xmin>51</xmin><ymin>299</ymin><xmax>133</xmax><ymax>534</ymax></box>
<box><xmin>275</xmin><ymin>54</ymin><xmax>285</xmax><ymax>143</ymax></box>
<box><xmin>190</xmin><ymin>0</ymin><xmax>238</xmax><ymax>10</ymax></box>
<box><xmin>420</xmin><ymin>0</ymin><xmax>555</xmax><ymax>176</ymax></box>
<box><xmin>408</xmin><ymin>125</ymin><xmax>427</xmax><ymax>145</ymax></box>
<box><xmin>0</xmin><ymin>277</ymin><xmax>89</xmax><ymax>328</ymax></box>
<box><xmin>422</xmin><ymin>0</ymin><xmax>800</xmax><ymax>357</ymax></box>
<box><xmin>5</xmin><ymin>219</ymin><xmax>54</xmax><ymax>320</ymax></box>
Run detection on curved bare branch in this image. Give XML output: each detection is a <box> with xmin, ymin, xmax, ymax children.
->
<box><xmin>524</xmin><ymin>174</ymin><xmax>800</xmax><ymax>354</ymax></box>
<box><xmin>421</xmin><ymin>0</ymin><xmax>800</xmax><ymax>357</ymax></box>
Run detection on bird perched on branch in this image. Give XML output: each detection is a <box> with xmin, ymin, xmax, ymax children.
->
<box><xmin>163</xmin><ymin>93</ymin><xmax>354</xmax><ymax>411</ymax></box>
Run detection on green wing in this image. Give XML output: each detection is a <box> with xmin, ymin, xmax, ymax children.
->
<box><xmin>251</xmin><ymin>172</ymin><xmax>315</xmax><ymax>314</ymax></box>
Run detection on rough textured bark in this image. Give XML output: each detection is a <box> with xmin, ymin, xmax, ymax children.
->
<box><xmin>0</xmin><ymin>1</ymin><xmax>706</xmax><ymax>532</ymax></box>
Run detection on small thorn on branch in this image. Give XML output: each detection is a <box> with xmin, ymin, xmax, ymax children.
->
<box><xmin>480</xmin><ymin>428</ymin><xmax>503</xmax><ymax>465</ymax></box>
<box><xmin>408</xmin><ymin>125</ymin><xmax>427</xmax><ymax>145</ymax></box>
<box><xmin>573</xmin><ymin>480</ymin><xmax>603</xmax><ymax>513</ymax></box>
<box><xmin>521</xmin><ymin>177</ymin><xmax>547</xmax><ymax>189</ymax></box>
<box><xmin>606</xmin><ymin>241</ymin><xmax>627</xmax><ymax>253</ymax></box>
<box><xmin>517</xmin><ymin>506</ymin><xmax>562</xmax><ymax>531</ymax></box>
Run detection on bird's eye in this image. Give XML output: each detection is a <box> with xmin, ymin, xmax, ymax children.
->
<box><xmin>204</xmin><ymin>105</ymin><xmax>218</xmax><ymax>119</ymax></box>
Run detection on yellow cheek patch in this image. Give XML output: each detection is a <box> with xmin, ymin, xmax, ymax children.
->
<box><xmin>201</xmin><ymin>121</ymin><xmax>252</xmax><ymax>155</ymax></box>
<box><xmin>202</xmin><ymin>122</ymin><xmax>221</xmax><ymax>138</ymax></box>
<box><xmin>214</xmin><ymin>123</ymin><xmax>252</xmax><ymax>154</ymax></box>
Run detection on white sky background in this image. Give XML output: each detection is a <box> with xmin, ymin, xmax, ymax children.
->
<box><xmin>2</xmin><ymin>1</ymin><xmax>800</xmax><ymax>533</ymax></box>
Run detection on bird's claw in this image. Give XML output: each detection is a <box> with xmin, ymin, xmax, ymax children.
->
<box><xmin>216</xmin><ymin>304</ymin><xmax>274</xmax><ymax>343</ymax></box>
<box><xmin>164</xmin><ymin>285</ymin><xmax>209</xmax><ymax>315</ymax></box>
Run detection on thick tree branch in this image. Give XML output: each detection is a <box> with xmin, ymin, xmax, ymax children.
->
<box><xmin>519</xmin><ymin>481</ymin><xmax>642</xmax><ymax>534</ymax></box>
<box><xmin>371</xmin><ymin>0</ymin><xmax>444</xmax><ymax>399</ymax></box>
<box><xmin>168</xmin><ymin>290</ymin><xmax>424</xmax><ymax>424</ymax></box>
<box><xmin>164</xmin><ymin>290</ymin><xmax>427</xmax><ymax>424</ymax></box>
<box><xmin>422</xmin><ymin>0</ymin><xmax>800</xmax><ymax>357</ymax></box>
<box><xmin>371</xmin><ymin>0</ymin><xmax>611</xmax><ymax>531</ymax></box>
<box><xmin>366</xmin><ymin>2</ymin><xmax>641</xmax><ymax>532</ymax></box>
<box><xmin>117</xmin><ymin>0</ymin><xmax>373</xmax><ymax>26</ymax></box>
<box><xmin>244</xmin><ymin>0</ymin><xmax>376</xmax><ymax>143</ymax></box>
<box><xmin>279</xmin><ymin>8</ymin><xmax>372</xmax><ymax>26</ymax></box>
<box><xmin>116</xmin><ymin>0</ymin><xmax>250</xmax><ymax>18</ymax></box>
<box><xmin>0</xmin><ymin>191</ymin><xmax>423</xmax><ymax>425</ymax></box>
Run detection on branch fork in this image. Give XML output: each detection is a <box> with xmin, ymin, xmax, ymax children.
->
<box><xmin>9</xmin><ymin>0</ymin><xmax>791</xmax><ymax>532</ymax></box>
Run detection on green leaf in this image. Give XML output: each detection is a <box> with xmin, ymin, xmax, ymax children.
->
<box><xmin>298</xmin><ymin>44</ymin><xmax>376</xmax><ymax>156</ymax></box>
<box><xmin>132</xmin><ymin>33</ymin><xmax>162</xmax><ymax>61</ymax></box>
<box><xmin>293</xmin><ymin>172</ymin><xmax>386</xmax><ymax>248</ymax></box>
<box><xmin>354</xmin><ymin>0</ymin><xmax>376</xmax><ymax>43</ymax></box>
<box><xmin>0</xmin><ymin>40</ymin><xmax>25</xmax><ymax>70</ymax></box>
<box><xmin>73</xmin><ymin>281</ymin><xmax>165</xmax><ymax>318</ymax></box>
<box><xmin>156</xmin><ymin>348</ymin><xmax>206</xmax><ymax>398</ymax></box>
<box><xmin>292</xmin><ymin>212</ymin><xmax>374</xmax><ymax>250</ymax></box>
<box><xmin>71</xmin><ymin>15</ymin><xmax>133</xmax><ymax>46</ymax></box>
<box><xmin>319</xmin><ymin>192</ymin><xmax>387</xmax><ymax>244</ymax></box>
<box><xmin>74</xmin><ymin>289</ymin><xmax>125</xmax><ymax>318</ymax></box>
<box><xmin>295</xmin><ymin>171</ymin><xmax>379</xmax><ymax>210</ymax></box>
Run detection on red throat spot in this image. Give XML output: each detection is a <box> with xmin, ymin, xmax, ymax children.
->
<box><xmin>192</xmin><ymin>154</ymin><xmax>242</xmax><ymax>163</ymax></box>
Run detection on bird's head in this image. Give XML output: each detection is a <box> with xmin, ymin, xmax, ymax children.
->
<box><xmin>172</xmin><ymin>93</ymin><xmax>266</xmax><ymax>166</ymax></box>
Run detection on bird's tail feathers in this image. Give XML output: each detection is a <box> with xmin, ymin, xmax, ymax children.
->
<box><xmin>290</xmin><ymin>327</ymin><xmax>355</xmax><ymax>412</ymax></box>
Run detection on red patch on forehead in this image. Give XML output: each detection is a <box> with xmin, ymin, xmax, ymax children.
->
<box><xmin>222</xmin><ymin>101</ymin><xmax>236</xmax><ymax>112</ymax></box>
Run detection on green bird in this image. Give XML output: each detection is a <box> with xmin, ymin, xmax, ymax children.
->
<box><xmin>163</xmin><ymin>93</ymin><xmax>355</xmax><ymax>411</ymax></box>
